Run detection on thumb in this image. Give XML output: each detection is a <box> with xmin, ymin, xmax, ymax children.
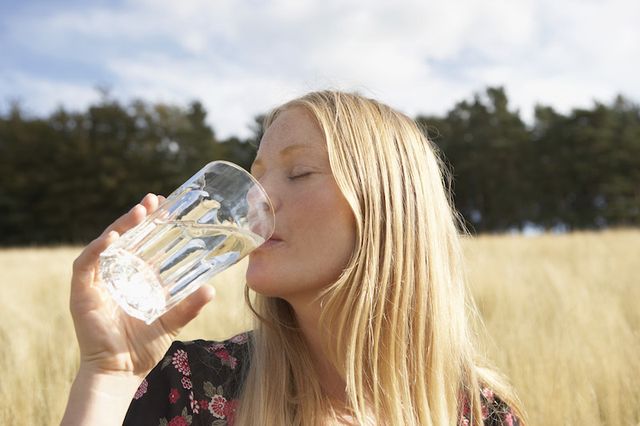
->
<box><xmin>159</xmin><ymin>285</ymin><xmax>216</xmax><ymax>332</ymax></box>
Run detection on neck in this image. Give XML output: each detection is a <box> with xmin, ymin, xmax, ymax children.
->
<box><xmin>287</xmin><ymin>295</ymin><xmax>347</xmax><ymax>403</ymax></box>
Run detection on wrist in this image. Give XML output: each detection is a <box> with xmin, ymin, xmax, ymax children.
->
<box><xmin>79</xmin><ymin>365</ymin><xmax>142</xmax><ymax>391</ymax></box>
<box><xmin>61</xmin><ymin>366</ymin><xmax>143</xmax><ymax>426</ymax></box>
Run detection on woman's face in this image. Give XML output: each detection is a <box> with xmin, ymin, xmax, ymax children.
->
<box><xmin>246</xmin><ymin>107</ymin><xmax>357</xmax><ymax>305</ymax></box>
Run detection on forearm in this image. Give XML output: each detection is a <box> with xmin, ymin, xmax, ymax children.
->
<box><xmin>60</xmin><ymin>367</ymin><xmax>142</xmax><ymax>426</ymax></box>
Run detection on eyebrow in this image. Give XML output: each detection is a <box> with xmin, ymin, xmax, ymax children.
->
<box><xmin>251</xmin><ymin>144</ymin><xmax>318</xmax><ymax>170</ymax></box>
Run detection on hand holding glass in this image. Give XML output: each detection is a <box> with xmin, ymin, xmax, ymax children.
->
<box><xmin>99</xmin><ymin>161</ymin><xmax>274</xmax><ymax>324</ymax></box>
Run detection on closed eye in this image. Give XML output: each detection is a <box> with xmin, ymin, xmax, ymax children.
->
<box><xmin>287</xmin><ymin>172</ymin><xmax>312</xmax><ymax>181</ymax></box>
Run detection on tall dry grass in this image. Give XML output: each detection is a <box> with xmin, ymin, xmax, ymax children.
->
<box><xmin>466</xmin><ymin>230</ymin><xmax>640</xmax><ymax>425</ymax></box>
<box><xmin>0</xmin><ymin>230</ymin><xmax>638</xmax><ymax>425</ymax></box>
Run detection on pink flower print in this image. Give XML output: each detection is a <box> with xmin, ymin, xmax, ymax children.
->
<box><xmin>224</xmin><ymin>399</ymin><xmax>239</xmax><ymax>425</ymax></box>
<box><xmin>208</xmin><ymin>394</ymin><xmax>227</xmax><ymax>419</ymax></box>
<box><xmin>482</xmin><ymin>404</ymin><xmax>489</xmax><ymax>419</ymax></box>
<box><xmin>214</xmin><ymin>348</ymin><xmax>238</xmax><ymax>369</ymax></box>
<box><xmin>167</xmin><ymin>416</ymin><xmax>189</xmax><ymax>426</ymax></box>
<box><xmin>189</xmin><ymin>391</ymin><xmax>199</xmax><ymax>414</ymax></box>
<box><xmin>504</xmin><ymin>412</ymin><xmax>515</xmax><ymax>426</ymax></box>
<box><xmin>172</xmin><ymin>349</ymin><xmax>191</xmax><ymax>376</ymax></box>
<box><xmin>169</xmin><ymin>388</ymin><xmax>180</xmax><ymax>404</ymax></box>
<box><xmin>207</xmin><ymin>343</ymin><xmax>226</xmax><ymax>353</ymax></box>
<box><xmin>230</xmin><ymin>333</ymin><xmax>249</xmax><ymax>345</ymax></box>
<box><xmin>181</xmin><ymin>376</ymin><xmax>192</xmax><ymax>390</ymax></box>
<box><xmin>458</xmin><ymin>391</ymin><xmax>470</xmax><ymax>417</ymax></box>
<box><xmin>199</xmin><ymin>399</ymin><xmax>209</xmax><ymax>410</ymax></box>
<box><xmin>481</xmin><ymin>387</ymin><xmax>495</xmax><ymax>402</ymax></box>
<box><xmin>133</xmin><ymin>379</ymin><xmax>148</xmax><ymax>400</ymax></box>
<box><xmin>215</xmin><ymin>348</ymin><xmax>230</xmax><ymax>360</ymax></box>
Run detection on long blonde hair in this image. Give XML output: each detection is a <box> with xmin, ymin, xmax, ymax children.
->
<box><xmin>236</xmin><ymin>91</ymin><xmax>524</xmax><ymax>425</ymax></box>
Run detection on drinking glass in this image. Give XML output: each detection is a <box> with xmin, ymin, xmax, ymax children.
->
<box><xmin>99</xmin><ymin>161</ymin><xmax>274</xmax><ymax>324</ymax></box>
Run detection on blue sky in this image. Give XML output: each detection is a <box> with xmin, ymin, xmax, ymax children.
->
<box><xmin>1</xmin><ymin>0</ymin><xmax>639</xmax><ymax>138</ymax></box>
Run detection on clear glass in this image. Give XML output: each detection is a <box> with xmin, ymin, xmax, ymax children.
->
<box><xmin>99</xmin><ymin>161</ymin><xmax>274</xmax><ymax>324</ymax></box>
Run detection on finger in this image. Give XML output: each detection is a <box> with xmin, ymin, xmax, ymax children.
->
<box><xmin>140</xmin><ymin>193</ymin><xmax>159</xmax><ymax>214</ymax></box>
<box><xmin>159</xmin><ymin>285</ymin><xmax>216</xmax><ymax>332</ymax></box>
<box><xmin>155</xmin><ymin>195</ymin><xmax>169</xmax><ymax>220</ymax></box>
<box><xmin>71</xmin><ymin>230</ymin><xmax>119</xmax><ymax>293</ymax></box>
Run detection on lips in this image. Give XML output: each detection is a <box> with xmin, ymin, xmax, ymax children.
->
<box><xmin>259</xmin><ymin>235</ymin><xmax>284</xmax><ymax>249</ymax></box>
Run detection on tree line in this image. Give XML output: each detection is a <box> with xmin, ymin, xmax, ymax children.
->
<box><xmin>1</xmin><ymin>87</ymin><xmax>638</xmax><ymax>245</ymax></box>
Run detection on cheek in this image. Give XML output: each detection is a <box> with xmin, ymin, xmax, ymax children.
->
<box><xmin>296</xmin><ymin>191</ymin><xmax>356</xmax><ymax>269</ymax></box>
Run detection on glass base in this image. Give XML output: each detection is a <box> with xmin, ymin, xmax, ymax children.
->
<box><xmin>99</xmin><ymin>248</ymin><xmax>167</xmax><ymax>324</ymax></box>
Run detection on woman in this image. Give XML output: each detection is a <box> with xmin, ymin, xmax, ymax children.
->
<box><xmin>62</xmin><ymin>91</ymin><xmax>524</xmax><ymax>425</ymax></box>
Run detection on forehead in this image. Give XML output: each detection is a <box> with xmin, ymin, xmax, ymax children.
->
<box><xmin>257</xmin><ymin>107</ymin><xmax>327</xmax><ymax>156</ymax></box>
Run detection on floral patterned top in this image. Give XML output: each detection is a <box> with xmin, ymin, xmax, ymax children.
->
<box><xmin>123</xmin><ymin>333</ymin><xmax>251</xmax><ymax>426</ymax></box>
<box><xmin>123</xmin><ymin>332</ymin><xmax>520</xmax><ymax>426</ymax></box>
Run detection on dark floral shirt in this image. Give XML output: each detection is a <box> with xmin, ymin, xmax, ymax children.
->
<box><xmin>124</xmin><ymin>332</ymin><xmax>519</xmax><ymax>426</ymax></box>
<box><xmin>124</xmin><ymin>333</ymin><xmax>251</xmax><ymax>426</ymax></box>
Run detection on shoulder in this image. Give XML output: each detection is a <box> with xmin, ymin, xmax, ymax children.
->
<box><xmin>181</xmin><ymin>330</ymin><xmax>254</xmax><ymax>374</ymax></box>
<box><xmin>459</xmin><ymin>386</ymin><xmax>521</xmax><ymax>426</ymax></box>
<box><xmin>123</xmin><ymin>331</ymin><xmax>253</xmax><ymax>426</ymax></box>
<box><xmin>478</xmin><ymin>387</ymin><xmax>521</xmax><ymax>426</ymax></box>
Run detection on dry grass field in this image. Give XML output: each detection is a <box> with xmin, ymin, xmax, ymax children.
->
<box><xmin>1</xmin><ymin>230</ymin><xmax>638</xmax><ymax>425</ymax></box>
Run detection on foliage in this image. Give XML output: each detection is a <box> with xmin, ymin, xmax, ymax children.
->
<box><xmin>0</xmin><ymin>97</ymin><xmax>260</xmax><ymax>245</ymax></box>
<box><xmin>416</xmin><ymin>87</ymin><xmax>640</xmax><ymax>233</ymax></box>
<box><xmin>1</xmin><ymin>88</ymin><xmax>639</xmax><ymax>244</ymax></box>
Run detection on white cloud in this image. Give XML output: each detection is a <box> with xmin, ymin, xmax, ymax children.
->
<box><xmin>1</xmin><ymin>0</ymin><xmax>639</xmax><ymax>136</ymax></box>
<box><xmin>0</xmin><ymin>71</ymin><xmax>101</xmax><ymax>115</ymax></box>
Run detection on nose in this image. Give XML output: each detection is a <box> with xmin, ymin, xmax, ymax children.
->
<box><xmin>246</xmin><ymin>180</ymin><xmax>276</xmax><ymax>239</ymax></box>
<box><xmin>252</xmin><ymin>173</ymin><xmax>281</xmax><ymax>212</ymax></box>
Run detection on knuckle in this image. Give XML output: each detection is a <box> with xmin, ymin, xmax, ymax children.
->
<box><xmin>72</xmin><ymin>256</ymin><xmax>83</xmax><ymax>271</ymax></box>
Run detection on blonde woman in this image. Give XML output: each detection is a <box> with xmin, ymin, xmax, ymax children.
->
<box><xmin>62</xmin><ymin>91</ymin><xmax>524</xmax><ymax>425</ymax></box>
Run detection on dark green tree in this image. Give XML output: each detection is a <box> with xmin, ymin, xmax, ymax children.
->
<box><xmin>0</xmin><ymin>97</ymin><xmax>228</xmax><ymax>245</ymax></box>
<box><xmin>531</xmin><ymin>96</ymin><xmax>640</xmax><ymax>229</ymax></box>
<box><xmin>2</xmin><ymin>88</ymin><xmax>638</xmax><ymax>245</ymax></box>
<box><xmin>418</xmin><ymin>87</ymin><xmax>531</xmax><ymax>232</ymax></box>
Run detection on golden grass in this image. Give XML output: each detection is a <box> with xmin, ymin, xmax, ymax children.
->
<box><xmin>466</xmin><ymin>230</ymin><xmax>640</xmax><ymax>425</ymax></box>
<box><xmin>1</xmin><ymin>230</ymin><xmax>638</xmax><ymax>425</ymax></box>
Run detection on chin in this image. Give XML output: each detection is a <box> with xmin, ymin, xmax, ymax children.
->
<box><xmin>245</xmin><ymin>263</ymin><xmax>277</xmax><ymax>296</ymax></box>
<box><xmin>245</xmin><ymin>269</ymin><xmax>298</xmax><ymax>301</ymax></box>
<box><xmin>246</xmin><ymin>280</ymin><xmax>285</xmax><ymax>299</ymax></box>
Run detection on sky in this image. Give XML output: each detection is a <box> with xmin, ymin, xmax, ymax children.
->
<box><xmin>1</xmin><ymin>0</ymin><xmax>639</xmax><ymax>139</ymax></box>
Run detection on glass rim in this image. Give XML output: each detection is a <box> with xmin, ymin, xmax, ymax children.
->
<box><xmin>205</xmin><ymin>159</ymin><xmax>275</xmax><ymax>227</ymax></box>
